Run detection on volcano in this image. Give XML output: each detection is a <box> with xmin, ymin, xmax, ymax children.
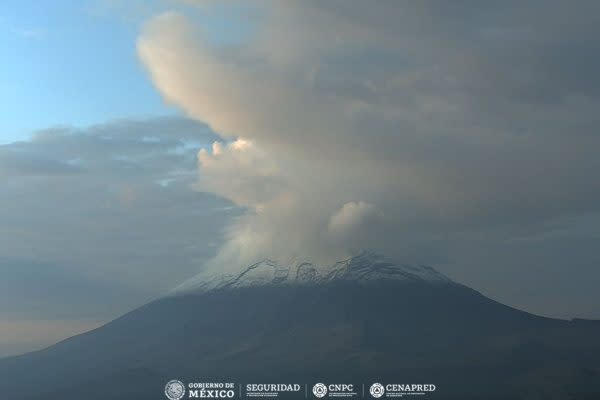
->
<box><xmin>1</xmin><ymin>252</ymin><xmax>599</xmax><ymax>399</ymax></box>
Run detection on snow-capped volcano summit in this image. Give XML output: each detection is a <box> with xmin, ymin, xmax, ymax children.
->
<box><xmin>173</xmin><ymin>251</ymin><xmax>453</xmax><ymax>294</ymax></box>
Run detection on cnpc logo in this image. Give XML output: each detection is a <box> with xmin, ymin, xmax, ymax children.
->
<box><xmin>312</xmin><ymin>383</ymin><xmax>327</xmax><ymax>398</ymax></box>
<box><xmin>313</xmin><ymin>383</ymin><xmax>356</xmax><ymax>398</ymax></box>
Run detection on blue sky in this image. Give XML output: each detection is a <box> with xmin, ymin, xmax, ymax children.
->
<box><xmin>0</xmin><ymin>1</ymin><xmax>258</xmax><ymax>144</ymax></box>
<box><xmin>0</xmin><ymin>1</ymin><xmax>174</xmax><ymax>144</ymax></box>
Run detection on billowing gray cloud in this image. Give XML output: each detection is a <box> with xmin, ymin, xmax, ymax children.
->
<box><xmin>137</xmin><ymin>1</ymin><xmax>600</xmax><ymax>319</ymax></box>
<box><xmin>0</xmin><ymin>117</ymin><xmax>236</xmax><ymax>356</ymax></box>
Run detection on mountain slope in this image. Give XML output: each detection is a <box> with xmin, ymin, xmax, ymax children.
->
<box><xmin>1</xmin><ymin>253</ymin><xmax>599</xmax><ymax>399</ymax></box>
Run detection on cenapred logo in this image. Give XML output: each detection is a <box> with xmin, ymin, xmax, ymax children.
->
<box><xmin>165</xmin><ymin>380</ymin><xmax>186</xmax><ymax>400</ymax></box>
<box><xmin>369</xmin><ymin>383</ymin><xmax>385</xmax><ymax>398</ymax></box>
<box><xmin>312</xmin><ymin>383</ymin><xmax>327</xmax><ymax>398</ymax></box>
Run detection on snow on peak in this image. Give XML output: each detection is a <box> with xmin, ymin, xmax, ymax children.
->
<box><xmin>172</xmin><ymin>251</ymin><xmax>453</xmax><ymax>294</ymax></box>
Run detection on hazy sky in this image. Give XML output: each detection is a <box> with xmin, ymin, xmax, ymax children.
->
<box><xmin>2</xmin><ymin>0</ymin><xmax>600</xmax><ymax>357</ymax></box>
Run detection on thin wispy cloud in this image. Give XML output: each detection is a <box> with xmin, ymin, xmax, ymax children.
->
<box><xmin>0</xmin><ymin>16</ymin><xmax>45</xmax><ymax>39</ymax></box>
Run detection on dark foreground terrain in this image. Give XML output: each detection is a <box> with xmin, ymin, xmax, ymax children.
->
<box><xmin>1</xmin><ymin>276</ymin><xmax>599</xmax><ymax>399</ymax></box>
